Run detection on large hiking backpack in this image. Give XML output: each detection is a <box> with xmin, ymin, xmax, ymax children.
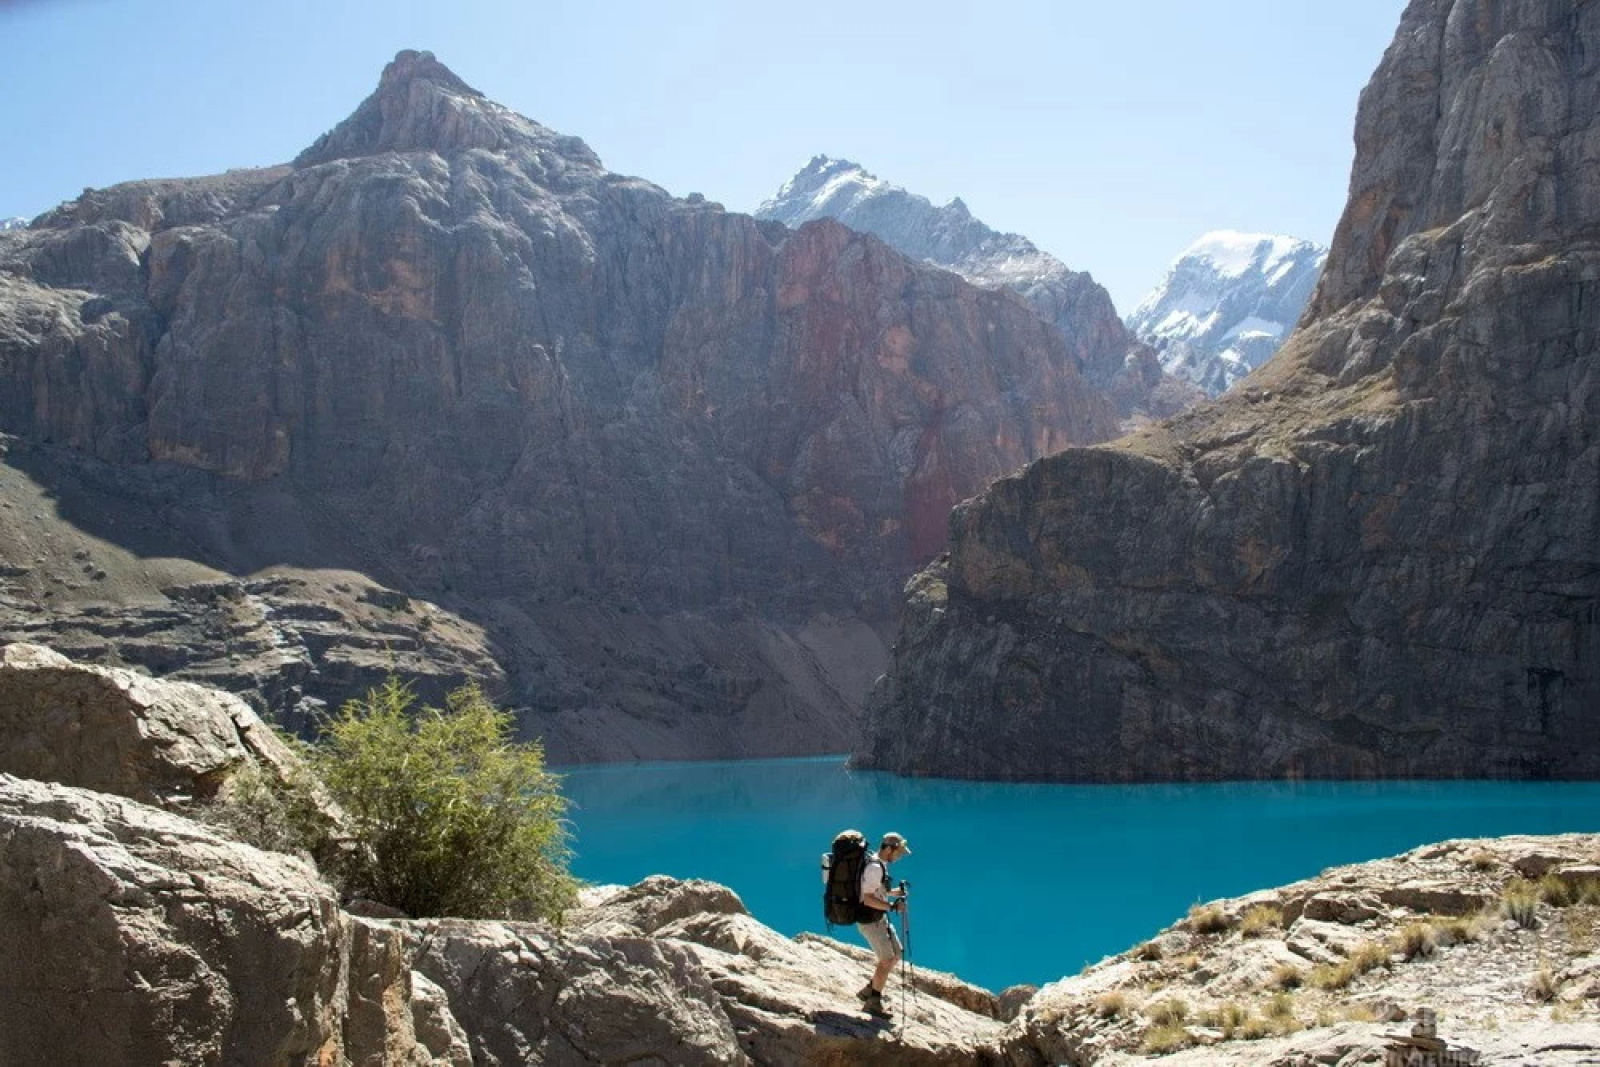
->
<box><xmin>822</xmin><ymin>829</ymin><xmax>871</xmax><ymax>926</ymax></box>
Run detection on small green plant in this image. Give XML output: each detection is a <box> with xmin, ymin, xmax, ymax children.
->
<box><xmin>1270</xmin><ymin>962</ymin><xmax>1304</xmax><ymax>990</ymax></box>
<box><xmin>1240</xmin><ymin>904</ymin><xmax>1284</xmax><ymax>938</ymax></box>
<box><xmin>1094</xmin><ymin>990</ymin><xmax>1133</xmax><ymax>1019</ymax></box>
<box><xmin>1502</xmin><ymin>880</ymin><xmax>1541</xmax><ymax>928</ymax></box>
<box><xmin>1188</xmin><ymin>903</ymin><xmax>1232</xmax><ymax>935</ymax></box>
<box><xmin>1397</xmin><ymin>922</ymin><xmax>1439</xmax><ymax>960</ymax></box>
<box><xmin>1140</xmin><ymin>1023</ymin><xmax>1192</xmax><ymax>1054</ymax></box>
<box><xmin>199</xmin><ymin>752</ymin><xmax>343</xmax><ymax>868</ymax></box>
<box><xmin>1147</xmin><ymin>996</ymin><xmax>1189</xmax><ymax>1027</ymax></box>
<box><xmin>313</xmin><ymin>677</ymin><xmax>578</xmax><ymax>921</ymax></box>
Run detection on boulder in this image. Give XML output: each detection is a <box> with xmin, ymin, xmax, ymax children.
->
<box><xmin>0</xmin><ymin>774</ymin><xmax>348</xmax><ymax>1064</ymax></box>
<box><xmin>0</xmin><ymin>642</ymin><xmax>305</xmax><ymax>807</ymax></box>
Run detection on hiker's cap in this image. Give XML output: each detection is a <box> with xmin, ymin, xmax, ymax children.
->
<box><xmin>882</xmin><ymin>832</ymin><xmax>912</xmax><ymax>855</ymax></box>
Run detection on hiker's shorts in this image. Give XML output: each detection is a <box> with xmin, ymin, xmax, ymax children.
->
<box><xmin>859</xmin><ymin>916</ymin><xmax>902</xmax><ymax>963</ymax></box>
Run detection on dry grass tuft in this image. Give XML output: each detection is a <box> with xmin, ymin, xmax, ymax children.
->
<box><xmin>1239</xmin><ymin>905</ymin><xmax>1285</xmax><ymax>939</ymax></box>
<box><xmin>1187</xmin><ymin>903</ymin><xmax>1232</xmax><ymax>935</ymax></box>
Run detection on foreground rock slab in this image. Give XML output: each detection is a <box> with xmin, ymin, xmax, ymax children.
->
<box><xmin>0</xmin><ymin>774</ymin><xmax>350</xmax><ymax>1064</ymax></box>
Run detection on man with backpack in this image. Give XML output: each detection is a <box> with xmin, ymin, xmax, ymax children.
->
<box><xmin>854</xmin><ymin>831</ymin><xmax>911</xmax><ymax>1017</ymax></box>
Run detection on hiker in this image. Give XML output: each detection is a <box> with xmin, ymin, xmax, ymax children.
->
<box><xmin>855</xmin><ymin>831</ymin><xmax>911</xmax><ymax>1017</ymax></box>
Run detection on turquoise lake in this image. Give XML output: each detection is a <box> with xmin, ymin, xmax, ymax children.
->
<box><xmin>556</xmin><ymin>757</ymin><xmax>1600</xmax><ymax>993</ymax></box>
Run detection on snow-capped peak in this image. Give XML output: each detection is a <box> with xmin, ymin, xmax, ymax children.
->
<box><xmin>1176</xmin><ymin>230</ymin><xmax>1313</xmax><ymax>282</ymax></box>
<box><xmin>1128</xmin><ymin>231</ymin><xmax>1328</xmax><ymax>396</ymax></box>
<box><xmin>0</xmin><ymin>217</ymin><xmax>27</xmax><ymax>232</ymax></box>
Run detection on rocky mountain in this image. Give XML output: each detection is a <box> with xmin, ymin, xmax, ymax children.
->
<box><xmin>0</xmin><ymin>51</ymin><xmax>1118</xmax><ymax>762</ymax></box>
<box><xmin>862</xmin><ymin>0</ymin><xmax>1600</xmax><ymax>781</ymax></box>
<box><xmin>756</xmin><ymin>156</ymin><xmax>1202</xmax><ymax>421</ymax></box>
<box><xmin>0</xmin><ymin>218</ymin><xmax>25</xmax><ymax>231</ymax></box>
<box><xmin>1127</xmin><ymin>230</ymin><xmax>1328</xmax><ymax>395</ymax></box>
<box><xmin>4</xmin><ymin>646</ymin><xmax>1598</xmax><ymax>1064</ymax></box>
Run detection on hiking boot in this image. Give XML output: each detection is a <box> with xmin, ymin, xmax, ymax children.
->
<box><xmin>855</xmin><ymin>983</ymin><xmax>876</xmax><ymax>1002</ymax></box>
<box><xmin>862</xmin><ymin>991</ymin><xmax>892</xmax><ymax>1018</ymax></box>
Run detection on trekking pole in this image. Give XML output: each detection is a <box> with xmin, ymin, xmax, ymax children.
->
<box><xmin>898</xmin><ymin>879</ymin><xmax>915</xmax><ymax>1020</ymax></box>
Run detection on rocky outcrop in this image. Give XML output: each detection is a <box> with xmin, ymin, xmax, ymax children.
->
<box><xmin>0</xmin><ymin>51</ymin><xmax>1119</xmax><ymax>763</ymax></box>
<box><xmin>1005</xmin><ymin>833</ymin><xmax>1600</xmax><ymax>1062</ymax></box>
<box><xmin>1127</xmin><ymin>231</ymin><xmax>1328</xmax><ymax>396</ymax></box>
<box><xmin>862</xmin><ymin>0</ymin><xmax>1600</xmax><ymax>781</ymax></box>
<box><xmin>757</xmin><ymin>155</ymin><xmax>1202</xmax><ymax>423</ymax></box>
<box><xmin>0</xmin><ymin>774</ymin><xmax>351</xmax><ymax>1065</ymax></box>
<box><xmin>0</xmin><ymin>641</ymin><xmax>306</xmax><ymax>806</ymax></box>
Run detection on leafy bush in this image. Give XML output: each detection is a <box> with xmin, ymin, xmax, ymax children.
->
<box><xmin>200</xmin><ymin>752</ymin><xmax>342</xmax><ymax>867</ymax></box>
<box><xmin>312</xmin><ymin>677</ymin><xmax>578</xmax><ymax>920</ymax></box>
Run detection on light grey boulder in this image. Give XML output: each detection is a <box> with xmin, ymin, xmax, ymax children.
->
<box><xmin>0</xmin><ymin>641</ymin><xmax>305</xmax><ymax>807</ymax></box>
<box><xmin>0</xmin><ymin>774</ymin><xmax>349</xmax><ymax>1065</ymax></box>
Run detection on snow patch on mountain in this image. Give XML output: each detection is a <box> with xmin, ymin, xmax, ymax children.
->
<box><xmin>0</xmin><ymin>218</ymin><xmax>27</xmax><ymax>231</ymax></box>
<box><xmin>1128</xmin><ymin>231</ymin><xmax>1327</xmax><ymax>396</ymax></box>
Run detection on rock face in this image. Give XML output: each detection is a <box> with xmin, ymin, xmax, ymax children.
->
<box><xmin>1127</xmin><ymin>231</ymin><xmax>1328</xmax><ymax>396</ymax></box>
<box><xmin>757</xmin><ymin>156</ymin><xmax>1202</xmax><ymax>422</ymax></box>
<box><xmin>0</xmin><ymin>774</ymin><xmax>352</xmax><ymax>1065</ymax></box>
<box><xmin>0</xmin><ymin>51</ymin><xmax>1118</xmax><ymax>762</ymax></box>
<box><xmin>0</xmin><ymin>641</ymin><xmax>306</xmax><ymax>806</ymax></box>
<box><xmin>862</xmin><ymin>0</ymin><xmax>1600</xmax><ymax>781</ymax></box>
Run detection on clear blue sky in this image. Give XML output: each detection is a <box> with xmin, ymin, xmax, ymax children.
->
<box><xmin>3</xmin><ymin>0</ymin><xmax>1407</xmax><ymax>311</ymax></box>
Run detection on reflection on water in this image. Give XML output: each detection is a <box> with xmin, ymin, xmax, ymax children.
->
<box><xmin>557</xmin><ymin>757</ymin><xmax>1600</xmax><ymax>991</ymax></box>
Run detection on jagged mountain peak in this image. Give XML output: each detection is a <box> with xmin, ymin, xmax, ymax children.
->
<box><xmin>1127</xmin><ymin>230</ymin><xmax>1327</xmax><ymax>395</ymax></box>
<box><xmin>294</xmin><ymin>49</ymin><xmax>601</xmax><ymax>170</ymax></box>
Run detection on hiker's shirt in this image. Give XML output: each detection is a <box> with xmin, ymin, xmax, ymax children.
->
<box><xmin>858</xmin><ymin>856</ymin><xmax>889</xmax><ymax>924</ymax></box>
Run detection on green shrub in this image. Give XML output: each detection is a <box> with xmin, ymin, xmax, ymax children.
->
<box><xmin>200</xmin><ymin>751</ymin><xmax>342</xmax><ymax>868</ymax></box>
<box><xmin>313</xmin><ymin>677</ymin><xmax>578</xmax><ymax>920</ymax></box>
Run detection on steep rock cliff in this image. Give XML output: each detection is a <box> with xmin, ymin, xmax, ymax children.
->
<box><xmin>757</xmin><ymin>156</ymin><xmax>1202</xmax><ymax>423</ymax></box>
<box><xmin>0</xmin><ymin>52</ymin><xmax>1117</xmax><ymax>761</ymax></box>
<box><xmin>862</xmin><ymin>0</ymin><xmax>1600</xmax><ymax>780</ymax></box>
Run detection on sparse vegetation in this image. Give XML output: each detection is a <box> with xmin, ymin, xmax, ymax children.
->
<box><xmin>1431</xmin><ymin>913</ymin><xmax>1486</xmax><ymax>947</ymax></box>
<box><xmin>1264</xmin><ymin>991</ymin><xmax>1295</xmax><ymax>1021</ymax></box>
<box><xmin>1140</xmin><ymin>1023</ymin><xmax>1192</xmax><ymax>1054</ymax></box>
<box><xmin>1135</xmin><ymin>940</ymin><xmax>1164</xmax><ymax>962</ymax></box>
<box><xmin>1187</xmin><ymin>903</ymin><xmax>1232</xmax><ymax>935</ymax></box>
<box><xmin>1540</xmin><ymin>873</ymin><xmax>1581</xmax><ymax>908</ymax></box>
<box><xmin>1502</xmin><ymin>879</ymin><xmax>1541</xmax><ymax>928</ymax></box>
<box><xmin>1094</xmin><ymin>990</ymin><xmax>1133</xmax><ymax>1019</ymax></box>
<box><xmin>1146</xmin><ymin>996</ymin><xmax>1189</xmax><ymax>1027</ymax></box>
<box><xmin>1397</xmin><ymin>921</ymin><xmax>1439</xmax><ymax>960</ymax></box>
<box><xmin>1270</xmin><ymin>962</ymin><xmax>1304</xmax><ymax>990</ymax></box>
<box><xmin>1309</xmin><ymin>940</ymin><xmax>1388</xmax><ymax>991</ymax></box>
<box><xmin>1198</xmin><ymin>1001</ymin><xmax>1249</xmax><ymax>1036</ymax></box>
<box><xmin>1528</xmin><ymin>967</ymin><xmax>1559</xmax><ymax>1003</ymax></box>
<box><xmin>1239</xmin><ymin>904</ymin><xmax>1284</xmax><ymax>938</ymax></box>
<box><xmin>1468</xmin><ymin>850</ymin><xmax>1498</xmax><ymax>871</ymax></box>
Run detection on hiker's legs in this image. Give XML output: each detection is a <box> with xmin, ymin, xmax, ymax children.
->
<box><xmin>859</xmin><ymin>917</ymin><xmax>903</xmax><ymax>992</ymax></box>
